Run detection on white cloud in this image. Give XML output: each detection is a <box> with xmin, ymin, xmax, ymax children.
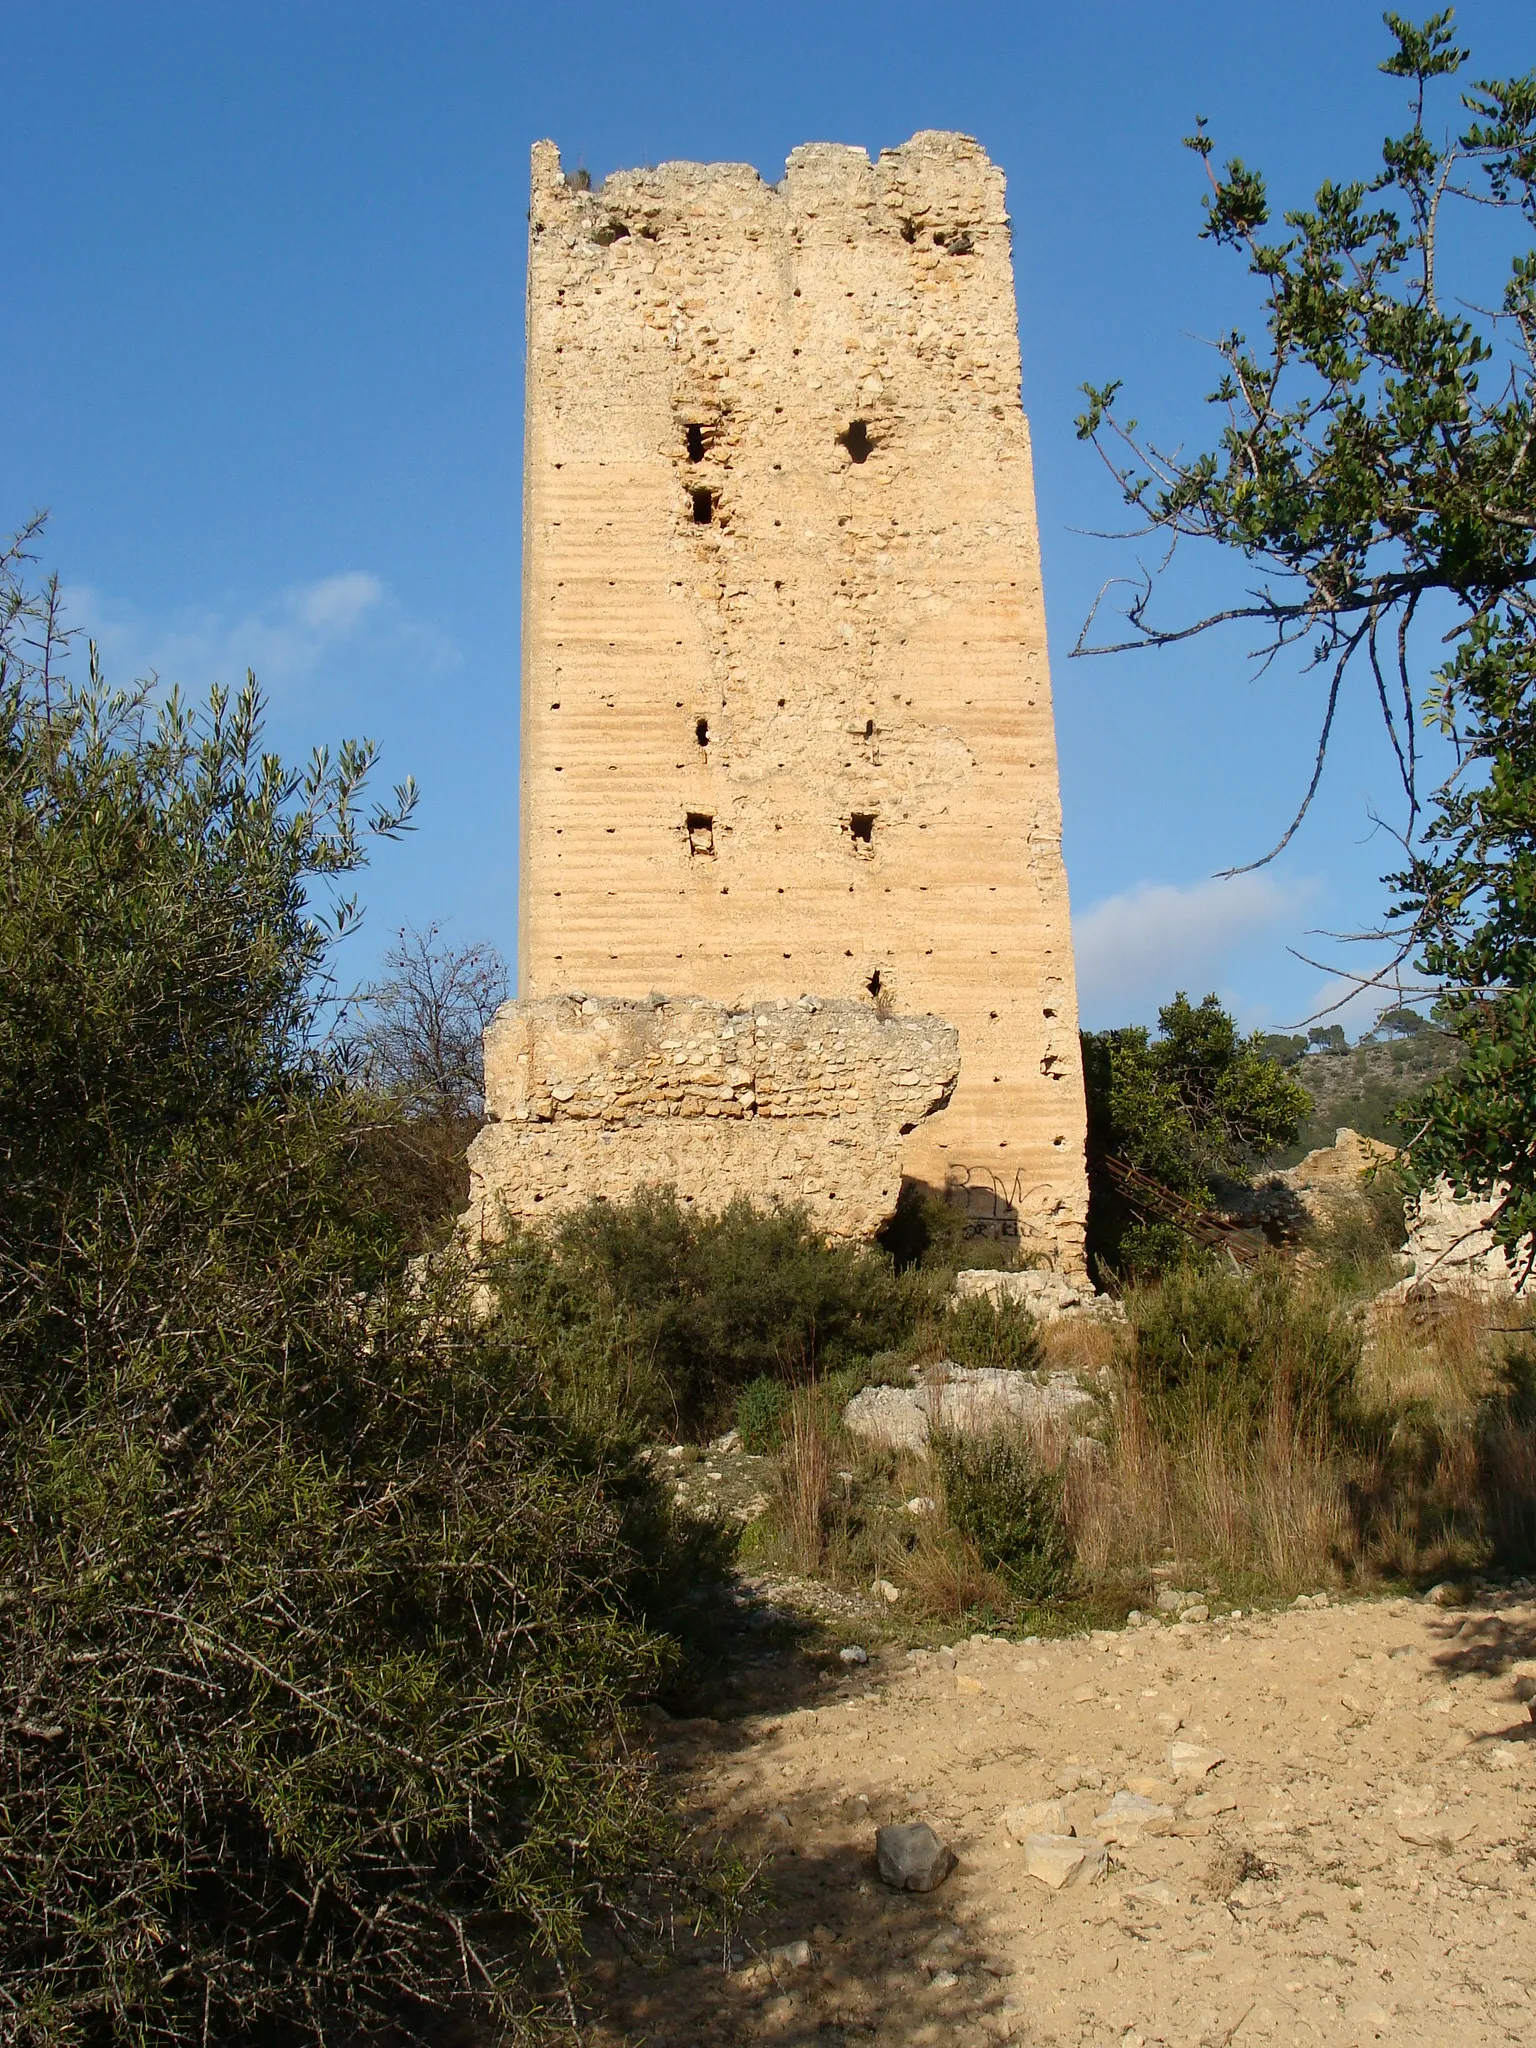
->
<box><xmin>65</xmin><ymin>570</ymin><xmax>453</xmax><ymax>694</ymax></box>
<box><xmin>294</xmin><ymin>570</ymin><xmax>385</xmax><ymax>634</ymax></box>
<box><xmin>1073</xmin><ymin>872</ymin><xmax>1317</xmax><ymax>1026</ymax></box>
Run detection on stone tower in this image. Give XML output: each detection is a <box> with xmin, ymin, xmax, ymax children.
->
<box><xmin>519</xmin><ymin>131</ymin><xmax>1088</xmax><ymax>1269</ymax></box>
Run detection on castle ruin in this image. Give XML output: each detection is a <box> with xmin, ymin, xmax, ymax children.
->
<box><xmin>485</xmin><ymin>130</ymin><xmax>1088</xmax><ymax>1269</ymax></box>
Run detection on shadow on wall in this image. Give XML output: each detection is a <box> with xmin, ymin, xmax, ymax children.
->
<box><xmin>879</xmin><ymin>1171</ymin><xmax>1068</xmax><ymax>1271</ymax></box>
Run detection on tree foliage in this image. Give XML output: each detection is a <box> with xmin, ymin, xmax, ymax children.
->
<box><xmin>0</xmin><ymin>532</ymin><xmax>715</xmax><ymax>2041</ymax></box>
<box><xmin>1075</xmin><ymin>12</ymin><xmax>1536</xmax><ymax>1261</ymax></box>
<box><xmin>1082</xmin><ymin>992</ymin><xmax>1310</xmax><ymax>1274</ymax></box>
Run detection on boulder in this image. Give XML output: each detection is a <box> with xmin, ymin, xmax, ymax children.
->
<box><xmin>875</xmin><ymin>1821</ymin><xmax>954</xmax><ymax>1892</ymax></box>
<box><xmin>843</xmin><ymin>1365</ymin><xmax>1095</xmax><ymax>1455</ymax></box>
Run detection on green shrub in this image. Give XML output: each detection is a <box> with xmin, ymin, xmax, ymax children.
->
<box><xmin>938</xmin><ymin>1295</ymin><xmax>1044</xmax><ymax>1374</ymax></box>
<box><xmin>0</xmin><ymin>542</ymin><xmax>725</xmax><ymax>2040</ymax></box>
<box><xmin>541</xmin><ymin>1186</ymin><xmax>924</xmax><ymax>1432</ymax></box>
<box><xmin>1125</xmin><ymin>1262</ymin><xmax>1360</xmax><ymax>1439</ymax></box>
<box><xmin>737</xmin><ymin>1374</ymin><xmax>793</xmax><ymax>1452</ymax></box>
<box><xmin>1082</xmin><ymin>992</ymin><xmax>1309</xmax><ymax>1277</ymax></box>
<box><xmin>933</xmin><ymin>1430</ymin><xmax>1074</xmax><ymax>1599</ymax></box>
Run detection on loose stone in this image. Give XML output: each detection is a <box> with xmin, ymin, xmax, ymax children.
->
<box><xmin>875</xmin><ymin>1821</ymin><xmax>955</xmax><ymax>1893</ymax></box>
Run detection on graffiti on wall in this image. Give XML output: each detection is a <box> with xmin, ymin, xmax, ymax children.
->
<box><xmin>942</xmin><ymin>1164</ymin><xmax>1062</xmax><ymax>1266</ymax></box>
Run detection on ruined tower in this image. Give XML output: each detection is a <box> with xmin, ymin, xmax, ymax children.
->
<box><xmin>518</xmin><ymin>131</ymin><xmax>1088</xmax><ymax>1269</ymax></box>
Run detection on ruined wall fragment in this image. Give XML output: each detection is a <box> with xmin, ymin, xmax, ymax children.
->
<box><xmin>465</xmin><ymin>994</ymin><xmax>958</xmax><ymax>1242</ymax></box>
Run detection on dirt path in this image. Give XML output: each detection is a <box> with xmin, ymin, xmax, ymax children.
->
<box><xmin>588</xmin><ymin>1586</ymin><xmax>1535</xmax><ymax>2047</ymax></box>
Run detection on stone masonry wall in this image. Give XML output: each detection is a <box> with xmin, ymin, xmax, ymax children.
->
<box><xmin>521</xmin><ymin>130</ymin><xmax>1088</xmax><ymax>1270</ymax></box>
<box><xmin>465</xmin><ymin>994</ymin><xmax>959</xmax><ymax>1242</ymax></box>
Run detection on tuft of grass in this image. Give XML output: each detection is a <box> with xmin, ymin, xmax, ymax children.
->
<box><xmin>898</xmin><ymin>1520</ymin><xmax>1005</xmax><ymax>1622</ymax></box>
<box><xmin>1063</xmin><ymin>1389</ymin><xmax>1351</xmax><ymax>1595</ymax></box>
<box><xmin>773</xmin><ymin>1388</ymin><xmax>837</xmax><ymax>1574</ymax></box>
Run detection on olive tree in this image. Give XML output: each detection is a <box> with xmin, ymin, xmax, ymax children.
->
<box><xmin>1075</xmin><ymin>12</ymin><xmax>1536</xmax><ymax>1264</ymax></box>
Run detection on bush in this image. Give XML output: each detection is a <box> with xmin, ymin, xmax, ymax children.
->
<box><xmin>933</xmin><ymin>1430</ymin><xmax>1075</xmax><ymax>1600</ymax></box>
<box><xmin>938</xmin><ymin>1295</ymin><xmax>1044</xmax><ymax>1374</ymax></box>
<box><xmin>0</xmin><ymin>544</ymin><xmax>721</xmax><ymax>2040</ymax></box>
<box><xmin>541</xmin><ymin>1187</ymin><xmax>924</xmax><ymax>1432</ymax></box>
<box><xmin>1306</xmin><ymin>1163</ymin><xmax>1412</xmax><ymax>1292</ymax></box>
<box><xmin>1125</xmin><ymin>1261</ymin><xmax>1360</xmax><ymax>1440</ymax></box>
<box><xmin>737</xmin><ymin>1374</ymin><xmax>793</xmax><ymax>1452</ymax></box>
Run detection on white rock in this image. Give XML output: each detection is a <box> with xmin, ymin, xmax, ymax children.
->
<box><xmin>872</xmin><ymin>1579</ymin><xmax>902</xmax><ymax>1604</ymax></box>
<box><xmin>951</xmin><ymin>1268</ymin><xmax>1126</xmax><ymax>1323</ymax></box>
<box><xmin>1182</xmin><ymin>1791</ymin><xmax>1237</xmax><ymax>1821</ymax></box>
<box><xmin>839</xmin><ymin>1644</ymin><xmax>869</xmax><ymax>1666</ymax></box>
<box><xmin>1123</xmin><ymin>1880</ymin><xmax>1179</xmax><ymax>1909</ymax></box>
<box><xmin>1021</xmin><ymin>1833</ymin><xmax>1107</xmax><ymax>1889</ymax></box>
<box><xmin>1168</xmin><ymin>1741</ymin><xmax>1225</xmax><ymax>1781</ymax></box>
<box><xmin>1002</xmin><ymin>1799</ymin><xmax>1071</xmax><ymax>1844</ymax></box>
<box><xmin>843</xmin><ymin>1365</ymin><xmax>1094</xmax><ymax>1453</ymax></box>
<box><xmin>769</xmin><ymin>1938</ymin><xmax>813</xmax><ymax>1970</ymax></box>
<box><xmin>1092</xmin><ymin>1790</ymin><xmax>1176</xmax><ymax>1844</ymax></box>
<box><xmin>1345</xmin><ymin>1999</ymin><xmax>1393</xmax><ymax>2030</ymax></box>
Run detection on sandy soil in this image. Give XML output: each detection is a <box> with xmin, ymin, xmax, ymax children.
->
<box><xmin>587</xmin><ymin>1587</ymin><xmax>1535</xmax><ymax>2047</ymax></box>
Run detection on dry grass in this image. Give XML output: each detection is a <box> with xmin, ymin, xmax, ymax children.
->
<box><xmin>1360</xmin><ymin>1290</ymin><xmax>1528</xmax><ymax>1414</ymax></box>
<box><xmin>772</xmin><ymin>1389</ymin><xmax>835</xmax><ymax>1573</ymax></box>
<box><xmin>1064</xmin><ymin>1393</ymin><xmax>1351</xmax><ymax>1595</ymax></box>
<box><xmin>757</xmin><ymin>1257</ymin><xmax>1536</xmax><ymax>1621</ymax></box>
<box><xmin>1039</xmin><ymin>1315</ymin><xmax>1121</xmax><ymax>1377</ymax></box>
<box><xmin>897</xmin><ymin>1519</ymin><xmax>1003</xmax><ymax>1621</ymax></box>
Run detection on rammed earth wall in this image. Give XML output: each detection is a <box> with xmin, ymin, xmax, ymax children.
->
<box><xmin>518</xmin><ymin>130</ymin><xmax>1088</xmax><ymax>1268</ymax></box>
<box><xmin>465</xmin><ymin>995</ymin><xmax>959</xmax><ymax>1242</ymax></box>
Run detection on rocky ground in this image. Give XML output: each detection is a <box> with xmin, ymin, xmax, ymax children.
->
<box><xmin>586</xmin><ymin>1580</ymin><xmax>1536</xmax><ymax>2048</ymax></box>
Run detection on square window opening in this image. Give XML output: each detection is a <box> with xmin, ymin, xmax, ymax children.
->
<box><xmin>686</xmin><ymin>811</ymin><xmax>715</xmax><ymax>857</ymax></box>
<box><xmin>849</xmin><ymin>811</ymin><xmax>875</xmax><ymax>847</ymax></box>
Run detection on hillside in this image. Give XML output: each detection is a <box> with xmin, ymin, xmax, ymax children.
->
<box><xmin>1268</xmin><ymin>1029</ymin><xmax>1463</xmax><ymax>1167</ymax></box>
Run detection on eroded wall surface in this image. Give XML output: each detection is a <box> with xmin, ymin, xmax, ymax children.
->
<box><xmin>466</xmin><ymin>994</ymin><xmax>959</xmax><ymax>1242</ymax></box>
<box><xmin>521</xmin><ymin>130</ymin><xmax>1088</xmax><ymax>1267</ymax></box>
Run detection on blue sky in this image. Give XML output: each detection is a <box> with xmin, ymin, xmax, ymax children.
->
<box><xmin>5</xmin><ymin>1</ymin><xmax>1529</xmax><ymax>1031</ymax></box>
